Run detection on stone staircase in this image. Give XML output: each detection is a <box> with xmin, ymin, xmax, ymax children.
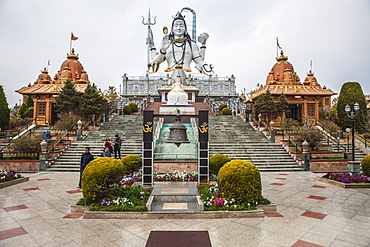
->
<box><xmin>47</xmin><ymin>115</ymin><xmax>144</xmax><ymax>172</ymax></box>
<box><xmin>209</xmin><ymin>116</ymin><xmax>304</xmax><ymax>172</ymax></box>
<box><xmin>320</xmin><ymin>137</ymin><xmax>366</xmax><ymax>162</ymax></box>
<box><xmin>148</xmin><ymin>187</ymin><xmax>201</xmax><ymax>212</ymax></box>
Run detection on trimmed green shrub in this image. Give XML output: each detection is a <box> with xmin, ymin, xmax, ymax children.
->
<box><xmin>54</xmin><ymin>115</ymin><xmax>80</xmax><ymax>130</ymax></box>
<box><xmin>129</xmin><ymin>103</ymin><xmax>138</xmax><ymax>112</ymax></box>
<box><xmin>218</xmin><ymin>160</ymin><xmax>262</xmax><ymax>204</ymax></box>
<box><xmin>123</xmin><ymin>105</ymin><xmax>132</xmax><ymax>114</ymax></box>
<box><xmin>22</xmin><ymin>107</ymin><xmax>34</xmax><ymax>119</ymax></box>
<box><xmin>10</xmin><ymin>133</ymin><xmax>42</xmax><ymax>152</ymax></box>
<box><xmin>218</xmin><ymin>103</ymin><xmax>227</xmax><ymax>111</ymax></box>
<box><xmin>209</xmin><ymin>154</ymin><xmax>230</xmax><ymax>176</ymax></box>
<box><xmin>361</xmin><ymin>155</ymin><xmax>370</xmax><ymax>176</ymax></box>
<box><xmin>221</xmin><ymin>107</ymin><xmax>231</xmax><ymax>115</ymax></box>
<box><xmin>121</xmin><ymin>154</ymin><xmax>142</xmax><ymax>175</ymax></box>
<box><xmin>337</xmin><ymin>82</ymin><xmax>368</xmax><ymax>133</ymax></box>
<box><xmin>82</xmin><ymin>157</ymin><xmax>126</xmax><ymax>203</ymax></box>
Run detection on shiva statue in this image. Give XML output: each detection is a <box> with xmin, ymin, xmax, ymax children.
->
<box><xmin>146</xmin><ymin>12</ymin><xmax>213</xmax><ymax>74</ymax></box>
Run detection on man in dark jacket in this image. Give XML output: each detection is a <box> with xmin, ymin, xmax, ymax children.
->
<box><xmin>78</xmin><ymin>147</ymin><xmax>94</xmax><ymax>188</ymax></box>
<box><xmin>113</xmin><ymin>134</ymin><xmax>123</xmax><ymax>159</ymax></box>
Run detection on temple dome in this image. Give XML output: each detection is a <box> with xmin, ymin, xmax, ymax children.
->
<box><xmin>35</xmin><ymin>68</ymin><xmax>52</xmax><ymax>84</ymax></box>
<box><xmin>266</xmin><ymin>51</ymin><xmax>301</xmax><ymax>85</ymax></box>
<box><xmin>303</xmin><ymin>70</ymin><xmax>319</xmax><ymax>86</ymax></box>
<box><xmin>54</xmin><ymin>49</ymin><xmax>89</xmax><ymax>84</ymax></box>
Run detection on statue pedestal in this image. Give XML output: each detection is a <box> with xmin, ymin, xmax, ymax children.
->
<box><xmin>159</xmin><ymin>105</ymin><xmax>195</xmax><ymax>115</ymax></box>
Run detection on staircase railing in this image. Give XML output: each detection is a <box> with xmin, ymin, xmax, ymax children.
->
<box><xmin>355</xmin><ymin>133</ymin><xmax>370</xmax><ymax>149</ymax></box>
<box><xmin>47</xmin><ymin>129</ymin><xmax>68</xmax><ymax>153</ymax></box>
<box><xmin>191</xmin><ymin>118</ymin><xmax>198</xmax><ymax>142</ymax></box>
<box><xmin>314</xmin><ymin>120</ymin><xmax>347</xmax><ymax>152</ymax></box>
<box><xmin>153</xmin><ymin>118</ymin><xmax>163</xmax><ymax>149</ymax></box>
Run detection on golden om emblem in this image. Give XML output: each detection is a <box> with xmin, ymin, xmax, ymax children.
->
<box><xmin>142</xmin><ymin>122</ymin><xmax>153</xmax><ymax>133</ymax></box>
<box><xmin>198</xmin><ymin>122</ymin><xmax>208</xmax><ymax>133</ymax></box>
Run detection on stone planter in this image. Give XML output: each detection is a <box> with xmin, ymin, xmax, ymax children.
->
<box><xmin>310</xmin><ymin>160</ymin><xmax>348</xmax><ymax>172</ymax></box>
<box><xmin>0</xmin><ymin>177</ymin><xmax>29</xmax><ymax>189</ymax></box>
<box><xmin>316</xmin><ymin>177</ymin><xmax>370</xmax><ymax>189</ymax></box>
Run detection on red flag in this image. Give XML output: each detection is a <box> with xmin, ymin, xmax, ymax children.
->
<box><xmin>71</xmin><ymin>32</ymin><xmax>78</xmax><ymax>41</ymax></box>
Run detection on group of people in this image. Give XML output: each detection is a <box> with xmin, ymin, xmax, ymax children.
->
<box><xmin>78</xmin><ymin>134</ymin><xmax>123</xmax><ymax>188</ymax></box>
<box><xmin>101</xmin><ymin>134</ymin><xmax>123</xmax><ymax>159</ymax></box>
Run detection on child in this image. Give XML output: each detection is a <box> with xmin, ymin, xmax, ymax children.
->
<box><xmin>100</xmin><ymin>147</ymin><xmax>111</xmax><ymax>157</ymax></box>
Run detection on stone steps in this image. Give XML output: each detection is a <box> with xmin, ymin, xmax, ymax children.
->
<box><xmin>208</xmin><ymin>115</ymin><xmax>304</xmax><ymax>172</ymax></box>
<box><xmin>47</xmin><ymin>115</ymin><xmax>145</xmax><ymax>172</ymax></box>
<box><xmin>147</xmin><ymin>187</ymin><xmax>202</xmax><ymax>212</ymax></box>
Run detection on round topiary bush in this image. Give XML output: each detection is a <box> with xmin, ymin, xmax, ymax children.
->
<box><xmin>121</xmin><ymin>154</ymin><xmax>142</xmax><ymax>175</ymax></box>
<box><xmin>82</xmin><ymin>157</ymin><xmax>126</xmax><ymax>203</ymax></box>
<box><xmin>123</xmin><ymin>105</ymin><xmax>132</xmax><ymax>114</ymax></box>
<box><xmin>221</xmin><ymin>107</ymin><xmax>232</xmax><ymax>115</ymax></box>
<box><xmin>129</xmin><ymin>103</ymin><xmax>138</xmax><ymax>112</ymax></box>
<box><xmin>218</xmin><ymin>160</ymin><xmax>262</xmax><ymax>204</ymax></box>
<box><xmin>209</xmin><ymin>154</ymin><xmax>230</xmax><ymax>176</ymax></box>
<box><xmin>361</xmin><ymin>155</ymin><xmax>370</xmax><ymax>176</ymax></box>
<box><xmin>218</xmin><ymin>103</ymin><xmax>227</xmax><ymax>111</ymax></box>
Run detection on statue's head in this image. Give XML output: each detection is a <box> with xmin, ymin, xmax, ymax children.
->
<box><xmin>170</xmin><ymin>12</ymin><xmax>191</xmax><ymax>40</ymax></box>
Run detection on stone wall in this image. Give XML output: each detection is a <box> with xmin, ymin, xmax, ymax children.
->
<box><xmin>154</xmin><ymin>162</ymin><xmax>198</xmax><ymax>173</ymax></box>
<box><xmin>309</xmin><ymin>160</ymin><xmax>348</xmax><ymax>172</ymax></box>
<box><xmin>0</xmin><ymin>160</ymin><xmax>40</xmax><ymax>172</ymax></box>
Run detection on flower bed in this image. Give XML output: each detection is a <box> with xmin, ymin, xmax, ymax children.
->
<box><xmin>197</xmin><ymin>184</ymin><xmax>270</xmax><ymax>211</ymax></box>
<box><xmin>77</xmin><ymin>177</ymin><xmax>152</xmax><ymax>211</ymax></box>
<box><xmin>322</xmin><ymin>172</ymin><xmax>370</xmax><ymax>183</ymax></box>
<box><xmin>154</xmin><ymin>171</ymin><xmax>198</xmax><ymax>182</ymax></box>
<box><xmin>0</xmin><ymin>170</ymin><xmax>24</xmax><ymax>183</ymax></box>
<box><xmin>317</xmin><ymin>172</ymin><xmax>370</xmax><ymax>189</ymax></box>
<box><xmin>0</xmin><ymin>170</ymin><xmax>28</xmax><ymax>189</ymax></box>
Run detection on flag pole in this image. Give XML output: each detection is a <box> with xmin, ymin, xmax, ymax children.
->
<box><xmin>69</xmin><ymin>33</ymin><xmax>72</xmax><ymax>54</ymax></box>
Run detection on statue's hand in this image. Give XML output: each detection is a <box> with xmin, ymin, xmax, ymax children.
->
<box><xmin>160</xmin><ymin>34</ymin><xmax>171</xmax><ymax>53</ymax></box>
<box><xmin>198</xmin><ymin>32</ymin><xmax>209</xmax><ymax>45</ymax></box>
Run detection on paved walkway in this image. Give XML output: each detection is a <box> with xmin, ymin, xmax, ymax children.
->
<box><xmin>0</xmin><ymin>171</ymin><xmax>369</xmax><ymax>247</ymax></box>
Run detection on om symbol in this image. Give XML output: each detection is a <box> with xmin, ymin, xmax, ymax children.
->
<box><xmin>198</xmin><ymin>122</ymin><xmax>208</xmax><ymax>133</ymax></box>
<box><xmin>142</xmin><ymin>122</ymin><xmax>153</xmax><ymax>133</ymax></box>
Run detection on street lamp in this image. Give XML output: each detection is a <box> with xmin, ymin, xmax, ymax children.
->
<box><xmin>345</xmin><ymin>102</ymin><xmax>360</xmax><ymax>161</ymax></box>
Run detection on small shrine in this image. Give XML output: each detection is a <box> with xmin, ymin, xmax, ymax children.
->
<box><xmin>16</xmin><ymin>49</ymin><xmax>90</xmax><ymax>125</ymax></box>
<box><xmin>248</xmin><ymin>51</ymin><xmax>337</xmax><ymax>125</ymax></box>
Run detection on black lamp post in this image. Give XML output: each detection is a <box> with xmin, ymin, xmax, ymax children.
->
<box><xmin>345</xmin><ymin>102</ymin><xmax>360</xmax><ymax>161</ymax></box>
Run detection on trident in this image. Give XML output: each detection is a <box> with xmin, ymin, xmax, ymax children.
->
<box><xmin>142</xmin><ymin>8</ymin><xmax>156</xmax><ymax>71</ymax></box>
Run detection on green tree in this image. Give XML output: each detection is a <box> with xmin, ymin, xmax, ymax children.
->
<box><xmin>55</xmin><ymin>80</ymin><xmax>80</xmax><ymax>116</ymax></box>
<box><xmin>254</xmin><ymin>90</ymin><xmax>277</xmax><ymax>129</ymax></box>
<box><xmin>18</xmin><ymin>96</ymin><xmax>34</xmax><ymax>119</ymax></box>
<box><xmin>103</xmin><ymin>86</ymin><xmax>118</xmax><ymax>113</ymax></box>
<box><xmin>337</xmin><ymin>82</ymin><xmax>368</xmax><ymax>133</ymax></box>
<box><xmin>276</xmin><ymin>94</ymin><xmax>289</xmax><ymax>124</ymax></box>
<box><xmin>80</xmin><ymin>83</ymin><xmax>105</xmax><ymax>120</ymax></box>
<box><xmin>25</xmin><ymin>96</ymin><xmax>34</xmax><ymax>108</ymax></box>
<box><xmin>0</xmin><ymin>85</ymin><xmax>10</xmax><ymax>130</ymax></box>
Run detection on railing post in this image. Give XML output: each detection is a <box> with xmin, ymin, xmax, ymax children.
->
<box><xmin>302</xmin><ymin>140</ymin><xmax>310</xmax><ymax>171</ymax></box>
<box><xmin>39</xmin><ymin>140</ymin><xmax>49</xmax><ymax>171</ymax></box>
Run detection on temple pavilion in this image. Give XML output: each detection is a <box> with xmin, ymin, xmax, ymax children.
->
<box><xmin>16</xmin><ymin>49</ymin><xmax>91</xmax><ymax>125</ymax></box>
<box><xmin>247</xmin><ymin>51</ymin><xmax>337</xmax><ymax>125</ymax></box>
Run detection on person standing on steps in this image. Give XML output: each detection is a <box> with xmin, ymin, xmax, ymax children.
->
<box><xmin>100</xmin><ymin>147</ymin><xmax>112</xmax><ymax>157</ymax></box>
<box><xmin>78</xmin><ymin>147</ymin><xmax>94</xmax><ymax>188</ymax></box>
<box><xmin>113</xmin><ymin>134</ymin><xmax>123</xmax><ymax>159</ymax></box>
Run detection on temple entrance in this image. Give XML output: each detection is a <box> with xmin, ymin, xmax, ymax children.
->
<box><xmin>287</xmin><ymin>104</ymin><xmax>301</xmax><ymax>122</ymax></box>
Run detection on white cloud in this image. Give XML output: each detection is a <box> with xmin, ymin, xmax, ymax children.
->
<box><xmin>0</xmin><ymin>0</ymin><xmax>369</xmax><ymax>106</ymax></box>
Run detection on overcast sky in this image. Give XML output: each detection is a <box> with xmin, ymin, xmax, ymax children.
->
<box><xmin>1</xmin><ymin>0</ymin><xmax>369</xmax><ymax>107</ymax></box>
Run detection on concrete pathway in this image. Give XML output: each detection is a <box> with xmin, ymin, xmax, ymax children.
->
<box><xmin>0</xmin><ymin>171</ymin><xmax>369</xmax><ymax>247</ymax></box>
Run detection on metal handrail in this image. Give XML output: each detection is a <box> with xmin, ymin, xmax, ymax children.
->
<box><xmin>314</xmin><ymin>120</ymin><xmax>347</xmax><ymax>152</ymax></box>
<box><xmin>47</xmin><ymin>129</ymin><xmax>68</xmax><ymax>152</ymax></box>
<box><xmin>355</xmin><ymin>133</ymin><xmax>369</xmax><ymax>149</ymax></box>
